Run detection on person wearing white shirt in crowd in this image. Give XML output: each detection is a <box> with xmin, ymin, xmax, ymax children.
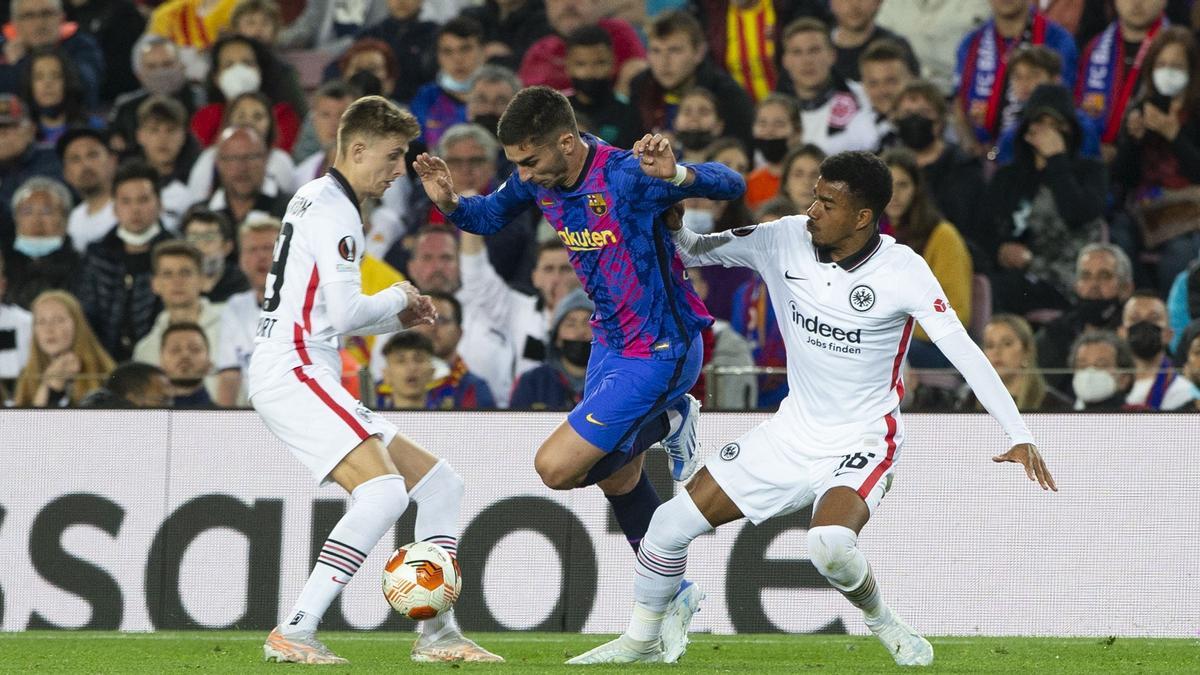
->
<box><xmin>0</xmin><ymin>253</ymin><xmax>33</xmax><ymax>399</ymax></box>
<box><xmin>1118</xmin><ymin>292</ymin><xmax>1197</xmax><ymax>410</ymax></box>
<box><xmin>214</xmin><ymin>215</ymin><xmax>279</xmax><ymax>407</ymax></box>
<box><xmin>187</xmin><ymin>92</ymin><xmax>299</xmax><ymax>203</ymax></box>
<box><xmin>858</xmin><ymin>39</ymin><xmax>915</xmax><ymax>150</ymax></box>
<box><xmin>58</xmin><ymin>128</ymin><xmax>116</xmax><ymax>253</ymax></box>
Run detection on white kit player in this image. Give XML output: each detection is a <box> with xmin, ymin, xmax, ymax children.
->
<box><xmin>570</xmin><ymin>151</ymin><xmax>1057</xmax><ymax>666</ymax></box>
<box><xmin>249</xmin><ymin>96</ymin><xmax>502</xmax><ymax>665</ymax></box>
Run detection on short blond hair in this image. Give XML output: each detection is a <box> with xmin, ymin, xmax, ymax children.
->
<box><xmin>336</xmin><ymin>95</ymin><xmax>420</xmax><ymax>158</ymax></box>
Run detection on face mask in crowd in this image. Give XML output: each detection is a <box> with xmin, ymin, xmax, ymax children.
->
<box><xmin>559</xmin><ymin>339</ymin><xmax>591</xmax><ymax>367</ymax></box>
<box><xmin>1125</xmin><ymin>321</ymin><xmax>1164</xmax><ymax>361</ymax></box>
<box><xmin>895</xmin><ymin>114</ymin><xmax>936</xmax><ymax>151</ymax></box>
<box><xmin>13</xmin><ymin>234</ymin><xmax>65</xmax><ymax>258</ymax></box>
<box><xmin>571</xmin><ymin>77</ymin><xmax>611</xmax><ymax>102</ymax></box>
<box><xmin>1152</xmin><ymin>67</ymin><xmax>1189</xmax><ymax>98</ymax></box>
<box><xmin>674</xmin><ymin>129</ymin><xmax>713</xmax><ymax>152</ymax></box>
<box><xmin>438</xmin><ymin>71</ymin><xmax>473</xmax><ymax>95</ymax></box>
<box><xmin>218</xmin><ymin>63</ymin><xmax>261</xmax><ymax>100</ymax></box>
<box><xmin>1076</xmin><ymin>297</ymin><xmax>1122</xmax><ymax>327</ymax></box>
<box><xmin>1073</xmin><ymin>367</ymin><xmax>1119</xmax><ymax>404</ymax></box>
<box><xmin>142</xmin><ymin>64</ymin><xmax>187</xmax><ymax>96</ymax></box>
<box><xmin>753</xmin><ymin>137</ymin><xmax>789</xmax><ymax>164</ymax></box>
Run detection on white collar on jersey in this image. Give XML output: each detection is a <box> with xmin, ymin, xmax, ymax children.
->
<box><xmin>815</xmin><ymin>230</ymin><xmax>883</xmax><ymax>272</ymax></box>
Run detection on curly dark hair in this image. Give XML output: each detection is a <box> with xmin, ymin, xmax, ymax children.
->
<box><xmin>818</xmin><ymin>151</ymin><xmax>893</xmax><ymax>227</ymax></box>
<box><xmin>497</xmin><ymin>86</ymin><xmax>577</xmax><ymax>147</ymax></box>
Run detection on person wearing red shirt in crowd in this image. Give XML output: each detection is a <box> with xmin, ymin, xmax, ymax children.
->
<box><xmin>189</xmin><ymin>35</ymin><xmax>300</xmax><ymax>152</ymax></box>
<box><xmin>519</xmin><ymin>0</ymin><xmax>646</xmax><ymax>95</ymax></box>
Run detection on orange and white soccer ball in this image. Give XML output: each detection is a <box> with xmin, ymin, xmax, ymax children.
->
<box><xmin>382</xmin><ymin>541</ymin><xmax>462</xmax><ymax>619</ymax></box>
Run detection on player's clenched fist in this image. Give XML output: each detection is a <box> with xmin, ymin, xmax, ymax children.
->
<box><xmin>412</xmin><ymin>153</ymin><xmax>458</xmax><ymax>213</ymax></box>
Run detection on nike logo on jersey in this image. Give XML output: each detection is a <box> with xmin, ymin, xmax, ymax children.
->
<box><xmin>585</xmin><ymin>413</ymin><xmax>607</xmax><ymax>426</ymax></box>
<box><xmin>784</xmin><ymin>270</ymin><xmax>807</xmax><ymax>281</ymax></box>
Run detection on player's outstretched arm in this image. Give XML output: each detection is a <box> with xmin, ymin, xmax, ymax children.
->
<box><xmin>413</xmin><ymin>153</ymin><xmax>459</xmax><ymax>213</ymax></box>
<box><xmin>633</xmin><ymin>133</ymin><xmax>745</xmax><ymax>203</ymax></box>
<box><xmin>993</xmin><ymin>443</ymin><xmax>1057</xmax><ymax>491</ymax></box>
<box><xmin>413</xmin><ymin>153</ymin><xmax>532</xmax><ymax>235</ymax></box>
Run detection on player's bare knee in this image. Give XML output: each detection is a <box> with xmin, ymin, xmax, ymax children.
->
<box><xmin>807</xmin><ymin>525</ymin><xmax>859</xmax><ymax>580</ymax></box>
<box><xmin>534</xmin><ymin>455</ymin><xmax>579</xmax><ymax>490</ymax></box>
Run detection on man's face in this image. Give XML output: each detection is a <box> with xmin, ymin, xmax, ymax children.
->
<box><xmin>437</xmin><ymin>33</ymin><xmax>484</xmax><ymax>81</ymax></box>
<box><xmin>1119</xmin><ymin>295</ymin><xmax>1169</xmax><ymax>341</ymax></box>
<box><xmin>383</xmin><ymin>349</ymin><xmax>434</xmax><ymax>404</ymax></box>
<box><xmin>805</xmin><ymin>177</ymin><xmax>867</xmax><ymax>248</ymax></box>
<box><xmin>161</xmin><ymin>330</ymin><xmax>211</xmax><ymax>382</ymax></box>
<box><xmin>408</xmin><ymin>231</ymin><xmax>460</xmax><ymax>293</ymax></box>
<box><xmin>0</xmin><ymin>123</ymin><xmax>35</xmax><ymax>163</ymax></box>
<box><xmin>350</xmin><ymin>134</ymin><xmax>409</xmax><ymax>199</ymax></box>
<box><xmin>546</xmin><ymin>0</ymin><xmax>594</xmax><ymax>36</ymax></box>
<box><xmin>504</xmin><ymin>135</ymin><xmax>571</xmax><ymax>188</ymax></box>
<box><xmin>443</xmin><ymin>137</ymin><xmax>495</xmax><ymax>194</ymax></box>
<box><xmin>312</xmin><ymin>95</ymin><xmax>352</xmax><ymax>150</ymax></box>
<box><xmin>216</xmin><ymin>132</ymin><xmax>269</xmax><ymax>200</ymax></box>
<box><xmin>14</xmin><ymin>191</ymin><xmax>65</xmax><ymax>238</ymax></box>
<box><xmin>114</xmin><ymin>179</ymin><xmax>161</xmax><ymax>233</ymax></box>
<box><xmin>1073</xmin><ymin>341</ymin><xmax>1120</xmax><ymax>375</ymax></box>
<box><xmin>127</xmin><ymin>373</ymin><xmax>174</xmax><ymax>407</ymax></box>
<box><xmin>1009</xmin><ymin>62</ymin><xmax>1055</xmax><ymax>103</ymax></box>
<box><xmin>12</xmin><ymin>0</ymin><xmax>62</xmax><ymax>48</ymax></box>
<box><xmin>565</xmin><ymin>44</ymin><xmax>615</xmax><ymax>81</ymax></box>
<box><xmin>782</xmin><ymin>31</ymin><xmax>835</xmax><ymax>92</ymax></box>
<box><xmin>63</xmin><ymin>137</ymin><xmax>115</xmax><ymax>198</ymax></box>
<box><xmin>1075</xmin><ymin>251</ymin><xmax>1129</xmax><ymax>300</ymax></box>
<box><xmin>136</xmin><ymin>120</ymin><xmax>186</xmax><ymax>170</ymax></box>
<box><xmin>861</xmin><ymin>58</ymin><xmax>911</xmax><ymax>116</ymax></box>
<box><xmin>239</xmin><ymin>228</ymin><xmax>279</xmax><ymax>293</ymax></box>
<box><xmin>556</xmin><ymin>308</ymin><xmax>593</xmax><ymax>344</ymax></box>
<box><xmin>137</xmin><ymin>43</ymin><xmax>180</xmax><ymax>83</ymax></box>
<box><xmin>531</xmin><ymin>247</ymin><xmax>578</xmax><ymax>311</ymax></box>
<box><xmin>184</xmin><ymin>221</ymin><xmax>233</xmax><ymax>266</ymax></box>
<box><xmin>830</xmin><ymin>0</ymin><xmax>882</xmax><ymax>32</ymax></box>
<box><xmin>388</xmin><ymin>0</ymin><xmax>422</xmax><ymax>20</ymax></box>
<box><xmin>152</xmin><ymin>255</ymin><xmax>203</xmax><ymax>308</ymax></box>
<box><xmin>467</xmin><ymin>79</ymin><xmax>516</xmax><ymax>121</ymax></box>
<box><xmin>1115</xmin><ymin>0</ymin><xmax>1166</xmax><ymax>31</ymax></box>
<box><xmin>893</xmin><ymin>93</ymin><xmax>943</xmax><ymax>134</ymax></box>
<box><xmin>414</xmin><ymin>297</ymin><xmax>462</xmax><ymax>359</ymax></box>
<box><xmin>648</xmin><ymin>32</ymin><xmax>704</xmax><ymax>91</ymax></box>
<box><xmin>234</xmin><ymin>10</ymin><xmax>278</xmax><ymax>44</ymax></box>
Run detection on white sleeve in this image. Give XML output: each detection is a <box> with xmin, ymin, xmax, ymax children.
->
<box><xmin>670</xmin><ymin>218</ymin><xmax>783</xmax><ymax>269</ymax></box>
<box><xmin>310</xmin><ymin>203</ymin><xmax>408</xmax><ymax>334</ymax></box>
<box><xmin>935</xmin><ymin>330</ymin><xmax>1036</xmax><ymax>446</ymax></box>
<box><xmin>322</xmin><ymin>280</ymin><xmax>407</xmax><ymax>335</ymax></box>
<box><xmin>900</xmin><ymin>253</ymin><xmax>967</xmax><ymax>343</ymax></box>
<box><xmin>345</xmin><ymin>313</ymin><xmax>404</xmax><ymax>336</ymax></box>
<box><xmin>459</xmin><ymin>248</ymin><xmax>517</xmax><ymax>326</ymax></box>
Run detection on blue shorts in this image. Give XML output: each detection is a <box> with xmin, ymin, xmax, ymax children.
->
<box><xmin>567</xmin><ymin>332</ymin><xmax>704</xmax><ymax>454</ymax></box>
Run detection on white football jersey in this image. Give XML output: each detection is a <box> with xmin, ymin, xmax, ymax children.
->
<box><xmin>250</xmin><ymin>173</ymin><xmax>372</xmax><ymax>386</ymax></box>
<box><xmin>677</xmin><ymin>216</ymin><xmax>964</xmax><ymax>451</ymax></box>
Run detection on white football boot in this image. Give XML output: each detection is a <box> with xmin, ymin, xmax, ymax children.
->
<box><xmin>661</xmin><ymin>580</ymin><xmax>705</xmax><ymax>663</ymax></box>
<box><xmin>566</xmin><ymin>635</ymin><xmax>664</xmax><ymax>664</ymax></box>
<box><xmin>864</xmin><ymin>607</ymin><xmax>934</xmax><ymax>667</ymax></box>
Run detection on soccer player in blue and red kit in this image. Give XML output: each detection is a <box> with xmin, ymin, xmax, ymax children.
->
<box><xmin>414</xmin><ymin>86</ymin><xmax>745</xmax><ymax>662</ymax></box>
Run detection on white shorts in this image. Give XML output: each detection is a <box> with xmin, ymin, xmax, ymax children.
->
<box><xmin>250</xmin><ymin>360</ymin><xmax>398</xmax><ymax>486</ymax></box>
<box><xmin>705</xmin><ymin>412</ymin><xmax>902</xmax><ymax>524</ymax></box>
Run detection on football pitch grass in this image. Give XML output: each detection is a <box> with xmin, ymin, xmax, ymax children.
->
<box><xmin>1</xmin><ymin>632</ymin><xmax>1196</xmax><ymax>673</ymax></box>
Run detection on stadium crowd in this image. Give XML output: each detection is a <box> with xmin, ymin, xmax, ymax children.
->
<box><xmin>0</xmin><ymin>0</ymin><xmax>1198</xmax><ymax>413</ymax></box>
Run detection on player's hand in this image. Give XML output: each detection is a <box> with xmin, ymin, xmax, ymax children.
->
<box><xmin>399</xmin><ymin>294</ymin><xmax>437</xmax><ymax>329</ymax></box>
<box><xmin>661</xmin><ymin>202</ymin><xmax>685</xmax><ymax>231</ymax></box>
<box><xmin>993</xmin><ymin>443</ymin><xmax>1057</xmax><ymax>492</ymax></box>
<box><xmin>412</xmin><ymin>153</ymin><xmax>459</xmax><ymax>213</ymax></box>
<box><xmin>633</xmin><ymin>133</ymin><xmax>680</xmax><ymax>180</ymax></box>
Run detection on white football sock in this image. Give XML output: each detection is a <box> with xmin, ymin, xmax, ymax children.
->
<box><xmin>628</xmin><ymin>492</ymin><xmax>712</xmax><ymax>641</ymax></box>
<box><xmin>808</xmin><ymin>525</ymin><xmax>883</xmax><ymax>619</ymax></box>
<box><xmin>284</xmin><ymin>473</ymin><xmax>409</xmax><ymax>634</ymax></box>
<box><xmin>410</xmin><ymin>460</ymin><xmax>465</xmax><ymax>640</ymax></box>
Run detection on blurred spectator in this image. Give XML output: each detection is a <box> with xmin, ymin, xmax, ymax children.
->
<box><xmin>461</xmin><ymin>0</ymin><xmax>553</xmax><ymax>72</ymax></box>
<box><xmin>983</xmin><ymin>83</ymin><xmax>1107</xmax><ymax>314</ymax></box>
<box><xmin>746</xmin><ymin>93</ymin><xmax>803</xmax><ymax>210</ymax></box>
<box><xmin>706</xmin><ymin>136</ymin><xmax>751</xmax><ymax>176</ymax></box>
<box><xmin>132</xmin><ymin>240</ymin><xmax>222</xmax><ymax>370</ymax></box>
<box><xmin>777</xmin><ymin>143</ymin><xmax>825</xmax><ymax>212</ymax></box>
<box><xmin>134</xmin><ymin>95</ymin><xmax>199</xmax><ymax>231</ymax></box>
<box><xmin>356</xmin><ymin>0</ymin><xmax>438</xmax><ymax>104</ymax></box>
<box><xmin>107</xmin><ymin>35</ymin><xmax>204</xmax><ymax>156</ymax></box>
<box><xmin>294</xmin><ymin>81</ymin><xmax>358</xmax><ymax>184</ymax></box>
<box><xmin>565</xmin><ymin>25</ymin><xmax>641</xmax><ymax>151</ymax></box>
<box><xmin>334</xmin><ymin>37</ymin><xmax>400</xmax><ymax>101</ymax></box>
<box><xmin>179</xmin><ymin>206</ymin><xmax>248</xmax><ymax>302</ymax></box>
<box><xmin>877</xmin><ymin>0</ymin><xmax>990</xmax><ymax>96</ymax></box>
<box><xmin>411</xmin><ymin>17</ymin><xmax>486</xmax><ymax>151</ymax></box>
<box><xmin>13</xmin><ymin>288</ymin><xmax>114</xmax><ymax>406</ymax></box>
<box><xmin>891</xmin><ymin>80</ymin><xmax>986</xmax><ymax>260</ymax></box>
<box><xmin>994</xmin><ymin>45</ymin><xmax>1100</xmax><ymax>164</ymax></box>
<box><xmin>859</xmin><ymin>39</ymin><xmax>916</xmax><ymax>150</ymax></box>
<box><xmin>413</xmin><ymin>290</ymin><xmax>496</xmax><ymax>409</ymax></box>
<box><xmin>429</xmin><ymin>124</ymin><xmax>537</xmax><ymax>289</ymax></box>
<box><xmin>205</xmin><ymin>126</ymin><xmax>290</xmax><ymax>229</ymax></box>
<box><xmin>510</xmin><ymin>286</ymin><xmax>591</xmax><ymax>410</ymax></box>
<box><xmin>147</xmin><ymin>0</ymin><xmax>237</xmax><ymax>82</ymax></box>
<box><xmin>190</xmin><ymin>35</ymin><xmax>301</xmax><ymax>151</ymax></box>
<box><xmin>74</xmin><ymin>160</ymin><xmax>174</xmax><ymax>361</ymax></box>
<box><xmin>954</xmin><ymin>0</ymin><xmax>1078</xmax><ymax>155</ymax></box>
<box><xmin>228</xmin><ymin>2</ymin><xmax>307</xmax><ymax>115</ymax></box>
<box><xmin>1076</xmin><ymin>0</ymin><xmax>1168</xmax><ymax>161</ymax></box>
<box><xmin>1038</xmin><ymin>243</ymin><xmax>1136</xmax><ymax>394</ymax></box>
<box><xmin>959</xmin><ymin>313</ymin><xmax>1073</xmax><ymax>411</ymax></box>
<box><xmin>0</xmin><ymin>94</ymin><xmax>61</xmax><ymax>252</ymax></box>
<box><xmin>18</xmin><ymin>46</ymin><xmax>100</xmax><ymax>150</ymax></box>
<box><xmin>829</xmin><ymin>0</ymin><xmax>918</xmax><ymax>82</ymax></box>
<box><xmin>671</xmin><ymin>87</ymin><xmax>725</xmax><ymax>163</ymax></box>
<box><xmin>1166</xmin><ymin>258</ymin><xmax>1199</xmax><ymax>354</ymax></box>
<box><xmin>465</xmin><ymin>64</ymin><xmax>520</xmax><ymax>142</ymax></box>
<box><xmin>214</xmin><ymin>215</ymin><xmax>278</xmax><ymax>406</ymax></box>
<box><xmin>1113</xmin><ymin>27</ymin><xmax>1200</xmax><ymax>292</ymax></box>
<box><xmin>340</xmin><ymin>246</ymin><xmax>407</xmax><ymax>400</ymax></box>
<box><xmin>4</xmin><ymin>176</ymin><xmax>77</xmax><ymax>309</ymax></box>
<box><xmin>64</xmin><ymin>0</ymin><xmax>146</xmax><ymax>103</ymax></box>
<box><xmin>780</xmin><ymin>18</ymin><xmax>878</xmax><ymax>154</ymax></box>
<box><xmin>188</xmin><ymin>91</ymin><xmax>299</xmax><ymax>202</ymax></box>
<box><xmin>377</xmin><ymin>331</ymin><xmax>436</xmax><ymax>410</ymax></box>
<box><xmin>881</xmin><ymin>148</ymin><xmax>972</xmax><ymax>369</ymax></box>
<box><xmin>0</xmin><ymin>0</ymin><xmax>104</xmax><ymax>108</ymax></box>
<box><xmin>730</xmin><ymin>198</ymin><xmax>792</xmax><ymax>409</ymax></box>
<box><xmin>158</xmin><ymin>321</ymin><xmax>214</xmax><ymax>407</ymax></box>
<box><xmin>685</xmin><ymin>265</ymin><xmax>757</xmax><ymax>410</ymax></box>
<box><xmin>630</xmin><ymin>10</ymin><xmax>753</xmax><ymax>147</ymax></box>
<box><xmin>0</xmin><ymin>252</ymin><xmax>32</xmax><ymax>398</ymax></box>
<box><xmin>58</xmin><ymin>127</ymin><xmax>115</xmax><ymax>253</ymax></box>
<box><xmin>519</xmin><ymin>0</ymin><xmax>647</xmax><ymax>95</ymax></box>
<box><xmin>1179</xmin><ymin>325</ymin><xmax>1200</xmax><ymax>409</ymax></box>
<box><xmin>1117</xmin><ymin>291</ymin><xmax>1195</xmax><ymax>409</ymax></box>
<box><xmin>79</xmin><ymin>360</ymin><xmax>172</xmax><ymax>407</ymax></box>
<box><xmin>1068</xmin><ymin>329</ymin><xmax>1138</xmax><ymax>410</ymax></box>
<box><xmin>277</xmin><ymin>0</ymin><xmax>388</xmax><ymax>55</ymax></box>
<box><xmin>406</xmin><ymin>226</ymin><xmax>460</xmax><ymax>296</ymax></box>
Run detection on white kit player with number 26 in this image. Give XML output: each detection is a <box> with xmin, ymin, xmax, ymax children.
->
<box><xmin>249</xmin><ymin>95</ymin><xmax>502</xmax><ymax>666</ymax></box>
<box><xmin>570</xmin><ymin>152</ymin><xmax>1057</xmax><ymax>667</ymax></box>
